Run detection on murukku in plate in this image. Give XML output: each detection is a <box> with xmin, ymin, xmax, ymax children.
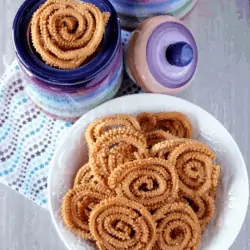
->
<box><xmin>90</xmin><ymin>128</ymin><xmax>148</xmax><ymax>186</ymax></box>
<box><xmin>180</xmin><ymin>193</ymin><xmax>215</xmax><ymax>231</ymax></box>
<box><xmin>136</xmin><ymin>112</ymin><xmax>157</xmax><ymax>132</ymax></box>
<box><xmin>153</xmin><ymin>202</ymin><xmax>201</xmax><ymax>250</ymax></box>
<box><xmin>150</xmin><ymin>138</ymin><xmax>188</xmax><ymax>159</ymax></box>
<box><xmin>85</xmin><ymin>114</ymin><xmax>141</xmax><ymax>148</ymax></box>
<box><xmin>61</xmin><ymin>184</ymin><xmax>114</xmax><ymax>240</ymax></box>
<box><xmin>108</xmin><ymin>158</ymin><xmax>178</xmax><ymax>210</ymax></box>
<box><xmin>89</xmin><ymin>197</ymin><xmax>157</xmax><ymax>250</ymax></box>
<box><xmin>74</xmin><ymin>163</ymin><xmax>99</xmax><ymax>188</ymax></box>
<box><xmin>31</xmin><ymin>0</ymin><xmax>110</xmax><ymax>69</ymax></box>
<box><xmin>209</xmin><ymin>164</ymin><xmax>221</xmax><ymax>198</ymax></box>
<box><xmin>154</xmin><ymin>112</ymin><xmax>193</xmax><ymax>138</ymax></box>
<box><xmin>168</xmin><ymin>141</ymin><xmax>216</xmax><ymax>196</ymax></box>
<box><xmin>107</xmin><ymin>143</ymin><xmax>136</xmax><ymax>172</ymax></box>
<box><xmin>145</xmin><ymin>129</ymin><xmax>177</xmax><ymax>148</ymax></box>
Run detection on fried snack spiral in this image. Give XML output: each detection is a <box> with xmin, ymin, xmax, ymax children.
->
<box><xmin>155</xmin><ymin>112</ymin><xmax>193</xmax><ymax>138</ymax></box>
<box><xmin>145</xmin><ymin>130</ymin><xmax>177</xmax><ymax>147</ymax></box>
<box><xmin>154</xmin><ymin>202</ymin><xmax>201</xmax><ymax>250</ymax></box>
<box><xmin>85</xmin><ymin>114</ymin><xmax>141</xmax><ymax>148</ymax></box>
<box><xmin>89</xmin><ymin>197</ymin><xmax>157</xmax><ymax>250</ymax></box>
<box><xmin>90</xmin><ymin>128</ymin><xmax>148</xmax><ymax>186</ymax></box>
<box><xmin>180</xmin><ymin>194</ymin><xmax>215</xmax><ymax>231</ymax></box>
<box><xmin>136</xmin><ymin>112</ymin><xmax>157</xmax><ymax>132</ymax></box>
<box><xmin>150</xmin><ymin>138</ymin><xmax>188</xmax><ymax>159</ymax></box>
<box><xmin>168</xmin><ymin>141</ymin><xmax>216</xmax><ymax>195</ymax></box>
<box><xmin>61</xmin><ymin>184</ymin><xmax>114</xmax><ymax>240</ymax></box>
<box><xmin>209</xmin><ymin>164</ymin><xmax>221</xmax><ymax>198</ymax></box>
<box><xmin>31</xmin><ymin>0</ymin><xmax>109</xmax><ymax>69</ymax></box>
<box><xmin>108</xmin><ymin>158</ymin><xmax>178</xmax><ymax>210</ymax></box>
<box><xmin>74</xmin><ymin>163</ymin><xmax>99</xmax><ymax>187</ymax></box>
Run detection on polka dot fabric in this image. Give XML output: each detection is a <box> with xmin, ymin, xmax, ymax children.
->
<box><xmin>0</xmin><ymin>30</ymin><xmax>140</xmax><ymax>208</ymax></box>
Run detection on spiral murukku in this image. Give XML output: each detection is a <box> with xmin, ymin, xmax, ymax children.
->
<box><xmin>89</xmin><ymin>197</ymin><xmax>157</xmax><ymax>250</ymax></box>
<box><xmin>136</xmin><ymin>112</ymin><xmax>157</xmax><ymax>132</ymax></box>
<box><xmin>154</xmin><ymin>112</ymin><xmax>193</xmax><ymax>138</ymax></box>
<box><xmin>209</xmin><ymin>164</ymin><xmax>221</xmax><ymax>198</ymax></box>
<box><xmin>180</xmin><ymin>193</ymin><xmax>215</xmax><ymax>231</ymax></box>
<box><xmin>31</xmin><ymin>0</ymin><xmax>110</xmax><ymax>69</ymax></box>
<box><xmin>145</xmin><ymin>130</ymin><xmax>177</xmax><ymax>148</ymax></box>
<box><xmin>85</xmin><ymin>114</ymin><xmax>141</xmax><ymax>148</ymax></box>
<box><xmin>150</xmin><ymin>138</ymin><xmax>188</xmax><ymax>159</ymax></box>
<box><xmin>90</xmin><ymin>128</ymin><xmax>147</xmax><ymax>186</ymax></box>
<box><xmin>62</xmin><ymin>184</ymin><xmax>114</xmax><ymax>240</ymax></box>
<box><xmin>168</xmin><ymin>141</ymin><xmax>216</xmax><ymax>195</ymax></box>
<box><xmin>108</xmin><ymin>158</ymin><xmax>178</xmax><ymax>210</ymax></box>
<box><xmin>154</xmin><ymin>202</ymin><xmax>201</xmax><ymax>250</ymax></box>
<box><xmin>74</xmin><ymin>163</ymin><xmax>99</xmax><ymax>187</ymax></box>
<box><xmin>61</xmin><ymin>112</ymin><xmax>221</xmax><ymax>249</ymax></box>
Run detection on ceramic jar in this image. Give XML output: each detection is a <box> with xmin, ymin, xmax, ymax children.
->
<box><xmin>13</xmin><ymin>0</ymin><xmax>122</xmax><ymax>120</ymax></box>
<box><xmin>109</xmin><ymin>0</ymin><xmax>198</xmax><ymax>29</ymax></box>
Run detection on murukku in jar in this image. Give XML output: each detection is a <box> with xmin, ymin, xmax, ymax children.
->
<box><xmin>90</xmin><ymin>128</ymin><xmax>148</xmax><ymax>186</ymax></box>
<box><xmin>14</xmin><ymin>0</ymin><xmax>122</xmax><ymax>120</ymax></box>
<box><xmin>61</xmin><ymin>184</ymin><xmax>114</xmax><ymax>240</ymax></box>
<box><xmin>89</xmin><ymin>197</ymin><xmax>157</xmax><ymax>250</ymax></box>
<box><xmin>31</xmin><ymin>0</ymin><xmax>110</xmax><ymax>69</ymax></box>
<box><xmin>168</xmin><ymin>141</ymin><xmax>216</xmax><ymax>196</ymax></box>
<box><xmin>153</xmin><ymin>202</ymin><xmax>201</xmax><ymax>250</ymax></box>
<box><xmin>108</xmin><ymin>158</ymin><xmax>179</xmax><ymax>211</ymax></box>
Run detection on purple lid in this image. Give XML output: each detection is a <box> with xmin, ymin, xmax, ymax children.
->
<box><xmin>146</xmin><ymin>21</ymin><xmax>198</xmax><ymax>89</ymax></box>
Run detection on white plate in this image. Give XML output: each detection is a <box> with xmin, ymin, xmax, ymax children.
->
<box><xmin>48</xmin><ymin>93</ymin><xmax>249</xmax><ymax>250</ymax></box>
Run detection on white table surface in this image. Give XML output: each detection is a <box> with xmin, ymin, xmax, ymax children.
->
<box><xmin>0</xmin><ymin>0</ymin><xmax>250</xmax><ymax>249</ymax></box>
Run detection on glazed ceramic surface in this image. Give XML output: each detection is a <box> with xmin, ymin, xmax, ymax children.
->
<box><xmin>12</xmin><ymin>0</ymin><xmax>122</xmax><ymax>120</ymax></box>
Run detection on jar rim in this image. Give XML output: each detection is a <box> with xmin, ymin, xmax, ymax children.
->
<box><xmin>12</xmin><ymin>0</ymin><xmax>121</xmax><ymax>86</ymax></box>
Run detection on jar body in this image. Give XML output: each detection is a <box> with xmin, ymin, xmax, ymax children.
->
<box><xmin>13</xmin><ymin>0</ymin><xmax>122</xmax><ymax>121</ymax></box>
<box><xmin>19</xmin><ymin>50</ymin><xmax>123</xmax><ymax>120</ymax></box>
<box><xmin>110</xmin><ymin>0</ymin><xmax>198</xmax><ymax>29</ymax></box>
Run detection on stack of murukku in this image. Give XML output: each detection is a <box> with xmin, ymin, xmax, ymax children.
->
<box><xmin>62</xmin><ymin>112</ymin><xmax>220</xmax><ymax>250</ymax></box>
<box><xmin>31</xmin><ymin>0</ymin><xmax>110</xmax><ymax>69</ymax></box>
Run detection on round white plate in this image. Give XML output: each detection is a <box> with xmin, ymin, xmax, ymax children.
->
<box><xmin>48</xmin><ymin>94</ymin><xmax>249</xmax><ymax>250</ymax></box>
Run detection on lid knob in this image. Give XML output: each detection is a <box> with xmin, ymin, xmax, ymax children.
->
<box><xmin>166</xmin><ymin>42</ymin><xmax>193</xmax><ymax>67</ymax></box>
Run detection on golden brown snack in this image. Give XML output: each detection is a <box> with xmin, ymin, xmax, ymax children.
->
<box><xmin>31</xmin><ymin>0</ymin><xmax>109</xmax><ymax>69</ymax></box>
<box><xmin>150</xmin><ymin>138</ymin><xmax>188</xmax><ymax>159</ymax></box>
<box><xmin>90</xmin><ymin>128</ymin><xmax>148</xmax><ymax>186</ymax></box>
<box><xmin>89</xmin><ymin>197</ymin><xmax>157</xmax><ymax>250</ymax></box>
<box><xmin>168</xmin><ymin>141</ymin><xmax>216</xmax><ymax>196</ymax></box>
<box><xmin>61</xmin><ymin>184</ymin><xmax>114</xmax><ymax>240</ymax></box>
<box><xmin>154</xmin><ymin>202</ymin><xmax>201</xmax><ymax>250</ymax></box>
<box><xmin>155</xmin><ymin>112</ymin><xmax>193</xmax><ymax>138</ymax></box>
<box><xmin>108</xmin><ymin>158</ymin><xmax>179</xmax><ymax>210</ymax></box>
<box><xmin>136</xmin><ymin>112</ymin><xmax>157</xmax><ymax>132</ymax></box>
<box><xmin>74</xmin><ymin>163</ymin><xmax>99</xmax><ymax>187</ymax></box>
<box><xmin>209</xmin><ymin>164</ymin><xmax>221</xmax><ymax>198</ymax></box>
<box><xmin>180</xmin><ymin>193</ymin><xmax>215</xmax><ymax>231</ymax></box>
<box><xmin>85</xmin><ymin>114</ymin><xmax>141</xmax><ymax>148</ymax></box>
<box><xmin>145</xmin><ymin>129</ymin><xmax>177</xmax><ymax>147</ymax></box>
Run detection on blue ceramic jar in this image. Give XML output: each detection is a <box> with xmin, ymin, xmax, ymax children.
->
<box><xmin>13</xmin><ymin>0</ymin><xmax>122</xmax><ymax>120</ymax></box>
